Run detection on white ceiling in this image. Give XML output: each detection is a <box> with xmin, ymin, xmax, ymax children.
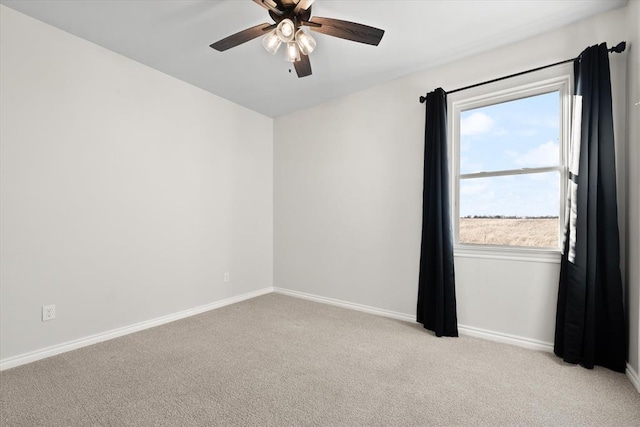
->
<box><xmin>1</xmin><ymin>0</ymin><xmax>628</xmax><ymax>117</ymax></box>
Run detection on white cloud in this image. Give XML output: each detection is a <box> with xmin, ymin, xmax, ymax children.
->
<box><xmin>461</xmin><ymin>112</ymin><xmax>495</xmax><ymax>136</ymax></box>
<box><xmin>509</xmin><ymin>140</ymin><xmax>559</xmax><ymax>167</ymax></box>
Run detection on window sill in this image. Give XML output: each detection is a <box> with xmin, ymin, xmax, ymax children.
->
<box><xmin>454</xmin><ymin>244</ymin><xmax>561</xmax><ymax>264</ymax></box>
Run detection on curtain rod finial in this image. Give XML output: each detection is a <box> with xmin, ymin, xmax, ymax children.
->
<box><xmin>419</xmin><ymin>95</ymin><xmax>427</xmax><ymax>104</ymax></box>
<box><xmin>610</xmin><ymin>41</ymin><xmax>626</xmax><ymax>53</ymax></box>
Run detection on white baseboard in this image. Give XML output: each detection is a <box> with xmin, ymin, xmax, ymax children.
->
<box><xmin>457</xmin><ymin>324</ymin><xmax>554</xmax><ymax>353</ymax></box>
<box><xmin>274</xmin><ymin>287</ymin><xmax>555</xmax><ymax>353</ymax></box>
<box><xmin>5</xmin><ymin>284</ymin><xmax>637</xmax><ymax>394</ymax></box>
<box><xmin>274</xmin><ymin>287</ymin><xmax>640</xmax><ymax>392</ymax></box>
<box><xmin>0</xmin><ymin>287</ymin><xmax>274</xmax><ymax>371</ymax></box>
<box><xmin>273</xmin><ymin>287</ymin><xmax>415</xmax><ymax>322</ymax></box>
<box><xmin>627</xmin><ymin>363</ymin><xmax>640</xmax><ymax>393</ymax></box>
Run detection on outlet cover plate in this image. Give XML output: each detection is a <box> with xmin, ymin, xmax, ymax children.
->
<box><xmin>42</xmin><ymin>304</ymin><xmax>56</xmax><ymax>321</ymax></box>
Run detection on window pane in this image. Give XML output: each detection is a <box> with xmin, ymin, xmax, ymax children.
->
<box><xmin>460</xmin><ymin>92</ymin><xmax>560</xmax><ymax>174</ymax></box>
<box><xmin>459</xmin><ymin>172</ymin><xmax>559</xmax><ymax>248</ymax></box>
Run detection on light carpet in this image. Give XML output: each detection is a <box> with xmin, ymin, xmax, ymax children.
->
<box><xmin>1</xmin><ymin>293</ymin><xmax>639</xmax><ymax>426</ymax></box>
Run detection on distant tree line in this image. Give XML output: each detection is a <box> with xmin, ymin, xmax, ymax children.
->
<box><xmin>461</xmin><ymin>215</ymin><xmax>559</xmax><ymax>219</ymax></box>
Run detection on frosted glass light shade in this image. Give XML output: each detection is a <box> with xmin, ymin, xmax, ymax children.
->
<box><xmin>285</xmin><ymin>42</ymin><xmax>300</xmax><ymax>62</ymax></box>
<box><xmin>262</xmin><ymin>30</ymin><xmax>282</xmax><ymax>54</ymax></box>
<box><xmin>295</xmin><ymin>29</ymin><xmax>316</xmax><ymax>55</ymax></box>
<box><xmin>276</xmin><ymin>19</ymin><xmax>295</xmax><ymax>42</ymax></box>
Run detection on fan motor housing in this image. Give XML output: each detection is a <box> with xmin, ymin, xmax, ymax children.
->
<box><xmin>269</xmin><ymin>6</ymin><xmax>312</xmax><ymax>26</ymax></box>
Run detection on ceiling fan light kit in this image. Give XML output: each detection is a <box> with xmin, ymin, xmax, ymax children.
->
<box><xmin>262</xmin><ymin>30</ymin><xmax>282</xmax><ymax>54</ymax></box>
<box><xmin>210</xmin><ymin>0</ymin><xmax>385</xmax><ymax>78</ymax></box>
<box><xmin>295</xmin><ymin>29</ymin><xmax>316</xmax><ymax>55</ymax></box>
<box><xmin>286</xmin><ymin>42</ymin><xmax>301</xmax><ymax>62</ymax></box>
<box><xmin>266</xmin><ymin>24</ymin><xmax>315</xmax><ymax>58</ymax></box>
<box><xmin>276</xmin><ymin>18</ymin><xmax>296</xmax><ymax>42</ymax></box>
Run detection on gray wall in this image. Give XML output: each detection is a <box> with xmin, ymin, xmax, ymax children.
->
<box><xmin>0</xmin><ymin>6</ymin><xmax>273</xmax><ymax>361</ymax></box>
<box><xmin>625</xmin><ymin>0</ymin><xmax>640</xmax><ymax>381</ymax></box>
<box><xmin>274</xmin><ymin>7</ymin><xmax>631</xmax><ymax>351</ymax></box>
<box><xmin>1</xmin><ymin>1</ymin><xmax>637</xmax><ymax>386</ymax></box>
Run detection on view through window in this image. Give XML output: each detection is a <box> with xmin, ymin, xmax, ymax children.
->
<box><xmin>457</xmin><ymin>91</ymin><xmax>561</xmax><ymax>248</ymax></box>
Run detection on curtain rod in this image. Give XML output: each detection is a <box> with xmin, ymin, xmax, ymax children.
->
<box><xmin>419</xmin><ymin>41</ymin><xmax>626</xmax><ymax>103</ymax></box>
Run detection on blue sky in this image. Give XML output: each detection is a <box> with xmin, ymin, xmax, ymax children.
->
<box><xmin>459</xmin><ymin>91</ymin><xmax>560</xmax><ymax>217</ymax></box>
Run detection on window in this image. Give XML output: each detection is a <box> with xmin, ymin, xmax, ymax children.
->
<box><xmin>449</xmin><ymin>70</ymin><xmax>571</xmax><ymax>255</ymax></box>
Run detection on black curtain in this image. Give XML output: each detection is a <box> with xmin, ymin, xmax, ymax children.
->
<box><xmin>417</xmin><ymin>88</ymin><xmax>458</xmax><ymax>337</ymax></box>
<box><xmin>554</xmin><ymin>43</ymin><xmax>626</xmax><ymax>373</ymax></box>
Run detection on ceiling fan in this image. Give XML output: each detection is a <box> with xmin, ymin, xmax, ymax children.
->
<box><xmin>210</xmin><ymin>0</ymin><xmax>385</xmax><ymax>78</ymax></box>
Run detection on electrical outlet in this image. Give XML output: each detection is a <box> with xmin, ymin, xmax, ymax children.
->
<box><xmin>224</xmin><ymin>272</ymin><xmax>230</xmax><ymax>283</ymax></box>
<box><xmin>42</xmin><ymin>304</ymin><xmax>56</xmax><ymax>322</ymax></box>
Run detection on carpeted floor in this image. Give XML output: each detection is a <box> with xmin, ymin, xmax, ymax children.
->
<box><xmin>1</xmin><ymin>293</ymin><xmax>639</xmax><ymax>426</ymax></box>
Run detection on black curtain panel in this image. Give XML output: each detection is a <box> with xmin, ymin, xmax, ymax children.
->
<box><xmin>417</xmin><ymin>88</ymin><xmax>458</xmax><ymax>337</ymax></box>
<box><xmin>554</xmin><ymin>43</ymin><xmax>626</xmax><ymax>373</ymax></box>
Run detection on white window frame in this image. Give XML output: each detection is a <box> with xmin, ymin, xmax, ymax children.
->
<box><xmin>448</xmin><ymin>65</ymin><xmax>573</xmax><ymax>263</ymax></box>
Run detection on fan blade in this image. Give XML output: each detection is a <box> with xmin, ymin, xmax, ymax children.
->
<box><xmin>294</xmin><ymin>54</ymin><xmax>312</xmax><ymax>78</ymax></box>
<box><xmin>307</xmin><ymin>17</ymin><xmax>384</xmax><ymax>46</ymax></box>
<box><xmin>293</xmin><ymin>0</ymin><xmax>314</xmax><ymax>13</ymax></box>
<box><xmin>252</xmin><ymin>0</ymin><xmax>284</xmax><ymax>15</ymax></box>
<box><xmin>210</xmin><ymin>23</ymin><xmax>276</xmax><ymax>52</ymax></box>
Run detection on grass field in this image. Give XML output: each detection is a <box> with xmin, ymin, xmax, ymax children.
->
<box><xmin>459</xmin><ymin>218</ymin><xmax>559</xmax><ymax>248</ymax></box>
